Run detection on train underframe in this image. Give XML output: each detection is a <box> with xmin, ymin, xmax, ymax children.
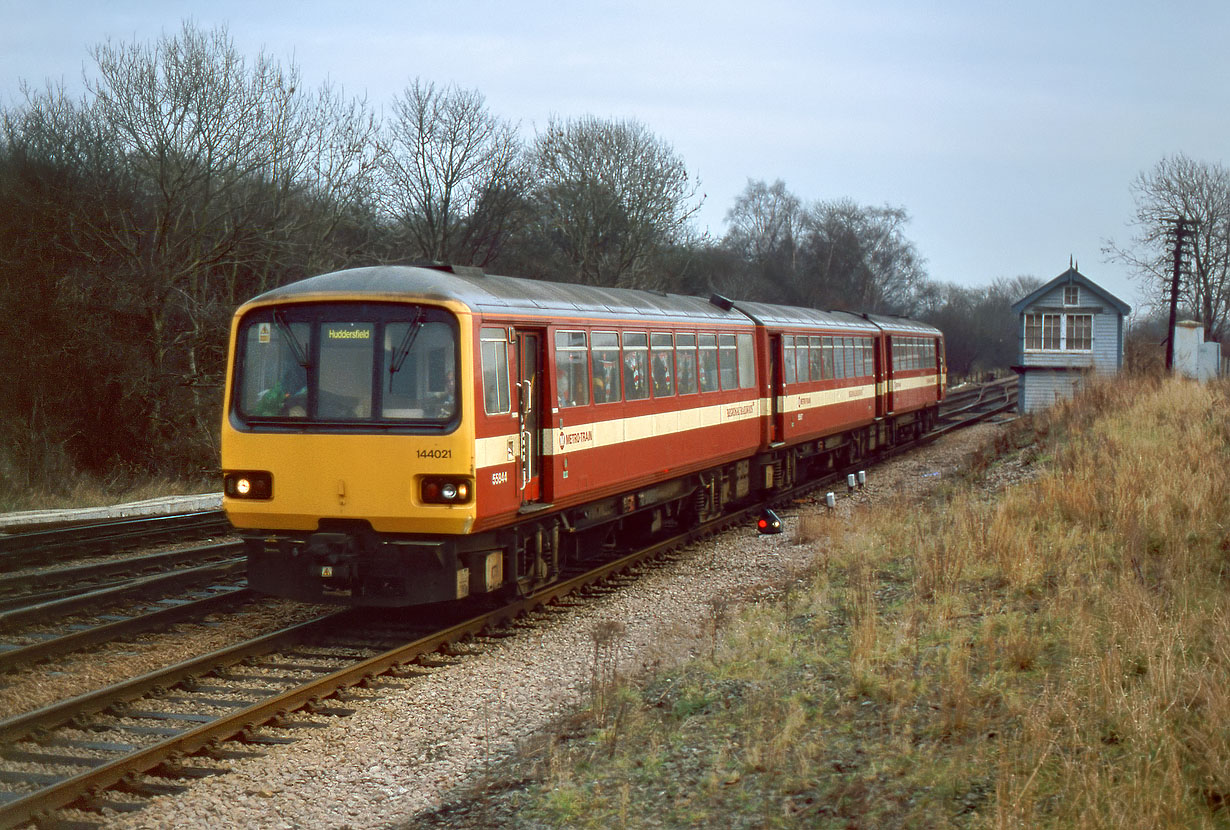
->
<box><xmin>242</xmin><ymin>405</ymin><xmax>938</xmax><ymax>607</ymax></box>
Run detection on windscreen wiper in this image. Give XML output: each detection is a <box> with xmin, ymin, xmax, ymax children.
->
<box><xmin>273</xmin><ymin>310</ymin><xmax>310</xmax><ymax>369</ymax></box>
<box><xmin>389</xmin><ymin>307</ymin><xmax>426</xmax><ymax>389</ymax></box>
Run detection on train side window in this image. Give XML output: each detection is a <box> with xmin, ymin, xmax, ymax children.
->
<box><xmin>737</xmin><ymin>333</ymin><xmax>755</xmax><ymax>389</ymax></box>
<box><xmin>698</xmin><ymin>335</ymin><xmax>719</xmax><ymax>393</ymax></box>
<box><xmin>783</xmin><ymin>335</ymin><xmax>796</xmax><ymax>384</ymax></box>
<box><xmin>554</xmin><ymin>330</ymin><xmax>590</xmax><ymax>408</ymax></box>
<box><xmin>650</xmin><ymin>332</ymin><xmax>675</xmax><ymax>397</ymax></box>
<box><xmin>795</xmin><ymin>338</ymin><xmax>809</xmax><ymax>382</ymax></box>
<box><xmin>718</xmin><ymin>334</ymin><xmax>738</xmax><ymax>390</ymax></box>
<box><xmin>480</xmin><ymin>328</ymin><xmax>511</xmax><ymax>415</ymax></box>
<box><xmin>809</xmin><ymin>336</ymin><xmax>824</xmax><ymax>381</ymax></box>
<box><xmin>863</xmin><ymin>337</ymin><xmax>874</xmax><ymax>377</ymax></box>
<box><xmin>676</xmin><ymin>334</ymin><xmax>698</xmax><ymax>395</ymax></box>
<box><xmin>591</xmin><ymin>331</ymin><xmax>621</xmax><ymax>404</ymax></box>
<box><xmin>623</xmin><ymin>332</ymin><xmax>649</xmax><ymax>401</ymax></box>
<box><xmin>844</xmin><ymin>338</ymin><xmax>856</xmax><ymax>380</ymax></box>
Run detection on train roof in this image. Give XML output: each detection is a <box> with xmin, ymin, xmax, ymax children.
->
<box><xmin>250</xmin><ymin>265</ymin><xmax>749</xmax><ymax>327</ymax></box>
<box><xmin>248</xmin><ymin>265</ymin><xmax>942</xmax><ymax>336</ymax></box>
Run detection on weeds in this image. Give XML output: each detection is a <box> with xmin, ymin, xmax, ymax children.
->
<box><xmin>512</xmin><ymin>375</ymin><xmax>1230</xmax><ymax>828</ymax></box>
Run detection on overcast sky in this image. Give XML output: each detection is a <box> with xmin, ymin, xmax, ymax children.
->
<box><xmin>3</xmin><ymin>0</ymin><xmax>1228</xmax><ymax>315</ymax></box>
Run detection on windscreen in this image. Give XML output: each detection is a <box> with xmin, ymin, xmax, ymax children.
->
<box><xmin>233</xmin><ymin>302</ymin><xmax>458</xmax><ymax>428</ymax></box>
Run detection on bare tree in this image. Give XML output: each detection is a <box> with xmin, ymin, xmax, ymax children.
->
<box><xmin>530</xmin><ymin>115</ymin><xmax>702</xmax><ymax>288</ymax></box>
<box><xmin>724</xmin><ymin>178</ymin><xmax>802</xmax><ymax>264</ymax></box>
<box><xmin>792</xmin><ymin>200</ymin><xmax>928</xmax><ymax>314</ymax></box>
<box><xmin>1106</xmin><ymin>154</ymin><xmax>1230</xmax><ymax>340</ymax></box>
<box><xmin>377</xmin><ymin>80</ymin><xmax>525</xmax><ymax>266</ymax></box>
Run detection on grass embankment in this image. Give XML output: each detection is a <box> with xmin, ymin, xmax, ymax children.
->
<box><xmin>508</xmin><ymin>376</ymin><xmax>1230</xmax><ymax>828</ymax></box>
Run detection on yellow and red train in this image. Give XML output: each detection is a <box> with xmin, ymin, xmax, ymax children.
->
<box><xmin>221</xmin><ymin>265</ymin><xmax>945</xmax><ymax>606</ymax></box>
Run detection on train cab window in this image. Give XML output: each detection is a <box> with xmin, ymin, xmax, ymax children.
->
<box><xmin>592</xmin><ymin>332</ymin><xmax>621</xmax><ymax>404</ymax></box>
<box><xmin>676</xmin><ymin>334</ymin><xmax>698</xmax><ymax>395</ymax></box>
<box><xmin>235</xmin><ymin>303</ymin><xmax>459</xmax><ymax>427</ymax></box>
<box><xmin>782</xmin><ymin>336</ymin><xmax>796</xmax><ymax>384</ymax></box>
<box><xmin>319</xmin><ymin>323</ymin><xmax>375</xmax><ymax>418</ymax></box>
<box><xmin>718</xmin><ymin>334</ymin><xmax>738</xmax><ymax>391</ymax></box>
<box><xmin>383</xmin><ymin>321</ymin><xmax>456</xmax><ymax>419</ymax></box>
<box><xmin>698</xmin><ymin>335</ymin><xmax>719</xmax><ymax>393</ymax></box>
<box><xmin>481</xmin><ymin>327</ymin><xmax>511</xmax><ymax>415</ymax></box>
<box><xmin>240</xmin><ymin>319</ymin><xmax>309</xmax><ymax>418</ymax></box>
<box><xmin>795</xmin><ymin>338</ymin><xmax>809</xmax><ymax>382</ymax></box>
<box><xmin>554</xmin><ymin>330</ymin><xmax>590</xmax><ymax>408</ymax></box>
<box><xmin>650</xmin><ymin>333</ymin><xmax>675</xmax><ymax>397</ymax></box>
<box><xmin>623</xmin><ymin>332</ymin><xmax>649</xmax><ymax>401</ymax></box>
<box><xmin>737</xmin><ymin>333</ymin><xmax>755</xmax><ymax>389</ymax></box>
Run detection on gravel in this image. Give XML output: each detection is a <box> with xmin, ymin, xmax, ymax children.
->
<box><xmin>77</xmin><ymin>423</ymin><xmax>1004</xmax><ymax>829</ymax></box>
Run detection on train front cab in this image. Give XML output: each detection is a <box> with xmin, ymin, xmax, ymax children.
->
<box><xmin>221</xmin><ymin>293</ymin><xmax>499</xmax><ymax>607</ymax></box>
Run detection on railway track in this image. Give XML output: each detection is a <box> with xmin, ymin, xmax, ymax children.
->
<box><xmin>0</xmin><ymin>379</ymin><xmax>1013</xmax><ymax>828</ymax></box>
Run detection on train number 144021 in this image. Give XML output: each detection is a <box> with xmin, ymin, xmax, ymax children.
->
<box><xmin>416</xmin><ymin>448</ymin><xmax>451</xmax><ymax>459</ymax></box>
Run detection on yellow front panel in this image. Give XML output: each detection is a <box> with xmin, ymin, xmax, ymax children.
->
<box><xmin>222</xmin><ymin>426</ymin><xmax>476</xmax><ymax>534</ymax></box>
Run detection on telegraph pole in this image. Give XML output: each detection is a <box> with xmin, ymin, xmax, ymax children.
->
<box><xmin>1165</xmin><ymin>218</ymin><xmax>1196</xmax><ymax>371</ymax></box>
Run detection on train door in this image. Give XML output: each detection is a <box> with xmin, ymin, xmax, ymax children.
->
<box><xmin>516</xmin><ymin>329</ymin><xmax>545</xmax><ymax>505</ymax></box>
<box><xmin>884</xmin><ymin>335</ymin><xmax>896</xmax><ymax>414</ymax></box>
<box><xmin>769</xmin><ymin>334</ymin><xmax>784</xmax><ymax>445</ymax></box>
<box><xmin>875</xmin><ymin>335</ymin><xmax>888</xmax><ymax>418</ymax></box>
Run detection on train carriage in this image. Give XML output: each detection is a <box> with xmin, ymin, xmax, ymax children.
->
<box><xmin>221</xmin><ymin>264</ymin><xmax>944</xmax><ymax>608</ymax></box>
<box><xmin>223</xmin><ymin>265</ymin><xmax>764</xmax><ymax>606</ymax></box>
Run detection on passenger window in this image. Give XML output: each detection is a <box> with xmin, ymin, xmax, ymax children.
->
<box><xmin>554</xmin><ymin>330</ymin><xmax>589</xmax><ymax>408</ymax></box>
<box><xmin>650</xmin><ymin>333</ymin><xmax>674</xmax><ymax>397</ymax></box>
<box><xmin>737</xmin><ymin>333</ymin><xmax>754</xmax><ymax>389</ymax></box>
<box><xmin>810</xmin><ymin>336</ymin><xmax>823</xmax><ymax>381</ymax></box>
<box><xmin>718</xmin><ymin>334</ymin><xmax>738</xmax><ymax>390</ymax></box>
<box><xmin>844</xmin><ymin>338</ymin><xmax>856</xmax><ymax>380</ymax></box>
<box><xmin>698</xmin><ymin>335</ymin><xmax>719</xmax><ymax>393</ymax></box>
<box><xmin>591</xmin><ymin>331</ymin><xmax>620</xmax><ymax>404</ymax></box>
<box><xmin>623</xmin><ymin>332</ymin><xmax>649</xmax><ymax>401</ymax></box>
<box><xmin>676</xmin><ymin>334</ymin><xmax>698</xmax><ymax>395</ymax></box>
<box><xmin>783</xmin><ymin>335</ymin><xmax>796</xmax><ymax>384</ymax></box>
<box><xmin>480</xmin><ymin>328</ymin><xmax>511</xmax><ymax>415</ymax></box>
<box><xmin>795</xmin><ymin>338</ymin><xmax>809</xmax><ymax>382</ymax></box>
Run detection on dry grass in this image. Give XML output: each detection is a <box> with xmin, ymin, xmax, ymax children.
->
<box><xmin>472</xmin><ymin>375</ymin><xmax>1230</xmax><ymax>828</ymax></box>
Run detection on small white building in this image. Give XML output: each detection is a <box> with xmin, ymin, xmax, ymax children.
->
<box><xmin>1172</xmin><ymin>320</ymin><xmax>1223</xmax><ymax>381</ymax></box>
<box><xmin>1011</xmin><ymin>265</ymin><xmax>1130</xmax><ymax>414</ymax></box>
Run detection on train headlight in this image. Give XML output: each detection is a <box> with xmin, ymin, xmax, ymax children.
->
<box><xmin>224</xmin><ymin>471</ymin><xmax>273</xmax><ymax>500</ymax></box>
<box><xmin>420</xmin><ymin>477</ymin><xmax>474</xmax><ymax>505</ymax></box>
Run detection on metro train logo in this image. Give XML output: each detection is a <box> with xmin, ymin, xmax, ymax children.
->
<box><xmin>558</xmin><ymin>427</ymin><xmax>595</xmax><ymax>450</ymax></box>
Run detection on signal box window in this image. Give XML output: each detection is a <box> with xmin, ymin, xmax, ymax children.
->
<box><xmin>592</xmin><ymin>332</ymin><xmax>621</xmax><ymax>403</ymax></box>
<box><xmin>676</xmin><ymin>334</ymin><xmax>698</xmax><ymax>395</ymax></box>
<box><xmin>554</xmin><ymin>330</ymin><xmax>589</xmax><ymax>408</ymax></box>
<box><xmin>651</xmin><ymin>333</ymin><xmax>675</xmax><ymax>397</ymax></box>
<box><xmin>623</xmin><ymin>332</ymin><xmax>650</xmax><ymax>401</ymax></box>
<box><xmin>1067</xmin><ymin>315</ymin><xmax>1092</xmax><ymax>350</ymax></box>
<box><xmin>1064</xmin><ymin>285</ymin><xmax>1079</xmax><ymax>305</ymax></box>
<box><xmin>481</xmin><ymin>328</ymin><xmax>511</xmax><ymax>415</ymax></box>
